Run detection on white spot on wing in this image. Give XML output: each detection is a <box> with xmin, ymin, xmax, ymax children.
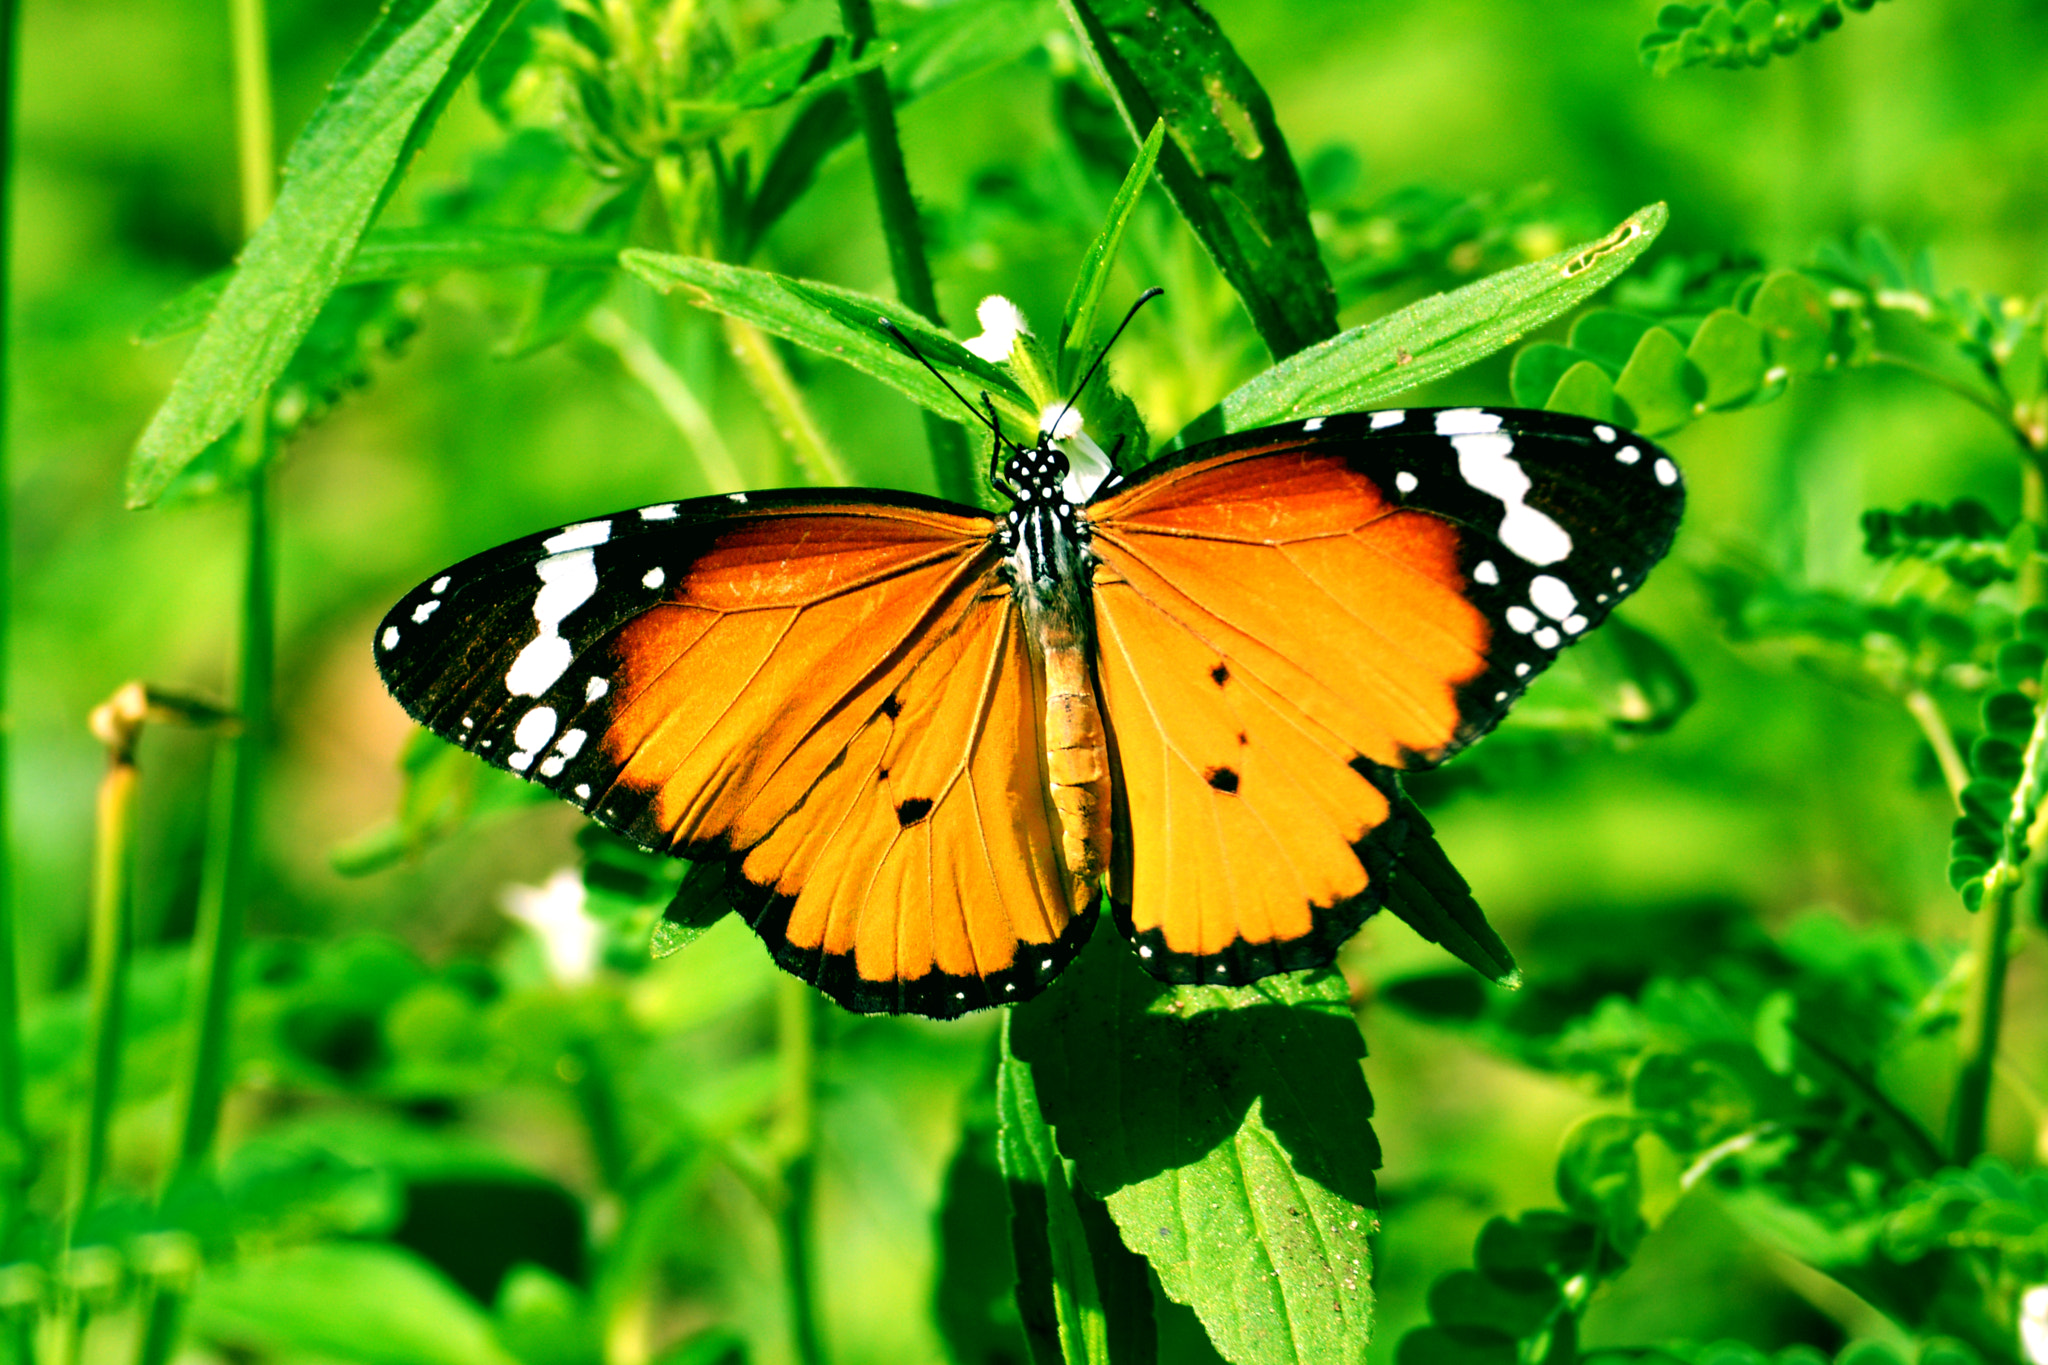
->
<box><xmin>1529</xmin><ymin>575</ymin><xmax>1577</xmax><ymax>620</ymax></box>
<box><xmin>586</xmin><ymin>676</ymin><xmax>609</xmax><ymax>702</ymax></box>
<box><xmin>1475</xmin><ymin>560</ymin><xmax>1500</xmax><ymax>586</ymax></box>
<box><xmin>1369</xmin><ymin>410</ymin><xmax>1404</xmax><ymax>430</ymax></box>
<box><xmin>412</xmin><ymin>599</ymin><xmax>441</xmax><ymax>624</ymax></box>
<box><xmin>1302</xmin><ymin>417</ymin><xmax>1325</xmax><ymax>432</ymax></box>
<box><xmin>1616</xmin><ymin>445</ymin><xmax>1641</xmax><ymax>465</ymax></box>
<box><xmin>1515</xmin><ymin>662</ymin><xmax>1531</xmax><ymax>677</ymax></box>
<box><xmin>643</xmin><ymin>567</ymin><xmax>665</xmax><ymax>590</ymax></box>
<box><xmin>1594</xmin><ymin>425</ymin><xmax>1615</xmax><ymax>443</ymax></box>
<box><xmin>554</xmin><ymin>729</ymin><xmax>587</xmax><ymax>759</ymax></box>
<box><xmin>1533</xmin><ymin>626</ymin><xmax>1562</xmax><ymax>649</ymax></box>
<box><xmin>728</xmin><ymin>492</ymin><xmax>749</xmax><ymax>504</ymax></box>
<box><xmin>543</xmin><ymin>520</ymin><xmax>611</xmax><ymax>554</ymax></box>
<box><xmin>539</xmin><ymin>755</ymin><xmax>566</xmax><ymax>778</ymax></box>
<box><xmin>381</xmin><ymin>626</ymin><xmax>400</xmax><ymax>650</ymax></box>
<box><xmin>1454</xmin><ymin>433</ymin><xmax>1574</xmax><ymax>564</ymax></box>
<box><xmin>1395</xmin><ymin>471</ymin><xmax>1418</xmax><ymax>495</ymax></box>
<box><xmin>574</xmin><ymin>783</ymin><xmax>591</xmax><ymax>800</ymax></box>
<box><xmin>510</xmin><ymin>707</ymin><xmax>559</xmax><ymax>773</ymax></box>
<box><xmin>1505</xmin><ymin>605</ymin><xmax>1539</xmax><ymax>634</ymax></box>
<box><xmin>506</xmin><ymin>550</ymin><xmax>598</xmax><ymax>697</ymax></box>
<box><xmin>1655</xmin><ymin>457</ymin><xmax>1679</xmax><ymax>486</ymax></box>
<box><xmin>461</xmin><ymin>717</ymin><xmax>474</xmax><ymax>729</ymax></box>
<box><xmin>432</xmin><ymin>576</ymin><xmax>451</xmax><ymax>593</ymax></box>
<box><xmin>1435</xmin><ymin>408</ymin><xmax>1504</xmax><ymax>436</ymax></box>
<box><xmin>1563</xmin><ymin>613</ymin><xmax>1589</xmax><ymax>634</ymax></box>
<box><xmin>640</xmin><ymin>503</ymin><xmax>679</xmax><ymax>520</ymax></box>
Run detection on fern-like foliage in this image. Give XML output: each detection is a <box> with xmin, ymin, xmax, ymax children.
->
<box><xmin>1641</xmin><ymin>0</ymin><xmax>1892</xmax><ymax>76</ymax></box>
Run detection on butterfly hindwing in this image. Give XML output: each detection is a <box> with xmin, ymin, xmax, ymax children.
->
<box><xmin>1085</xmin><ymin>406</ymin><xmax>1682</xmax><ymax>983</ymax></box>
<box><xmin>376</xmin><ymin>490</ymin><xmax>1092</xmax><ymax>1017</ymax></box>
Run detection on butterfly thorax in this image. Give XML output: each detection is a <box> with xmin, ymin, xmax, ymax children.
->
<box><xmin>995</xmin><ymin>439</ymin><xmax>1110</xmax><ymax>900</ymax></box>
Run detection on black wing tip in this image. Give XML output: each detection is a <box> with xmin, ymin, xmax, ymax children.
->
<box><xmin>725</xmin><ymin>865</ymin><xmax>1100</xmax><ymax>1019</ymax></box>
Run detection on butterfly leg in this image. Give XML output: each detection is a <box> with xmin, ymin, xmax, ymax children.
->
<box><xmin>982</xmin><ymin>393</ymin><xmax>1019</xmax><ymax>500</ymax></box>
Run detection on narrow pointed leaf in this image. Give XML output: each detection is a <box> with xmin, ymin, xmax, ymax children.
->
<box><xmin>1059</xmin><ymin>0</ymin><xmax>1337</xmax><ymax>360</ymax></box>
<box><xmin>126</xmin><ymin>0</ymin><xmax>511</xmax><ymax>507</ymax></box>
<box><xmin>622</xmin><ymin>251</ymin><xmax>1034</xmax><ymax>429</ymax></box>
<box><xmin>1012</xmin><ymin>927</ymin><xmax>1379</xmax><ymax>1365</ymax></box>
<box><xmin>1169</xmin><ymin>205</ymin><xmax>1666</xmax><ymax>450</ymax></box>
<box><xmin>1059</xmin><ymin>119</ymin><xmax>1165</xmax><ymax>387</ymax></box>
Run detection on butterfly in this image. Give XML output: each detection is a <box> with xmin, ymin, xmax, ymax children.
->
<box><xmin>376</xmin><ymin>330</ymin><xmax>1683</xmax><ymax>1018</ymax></box>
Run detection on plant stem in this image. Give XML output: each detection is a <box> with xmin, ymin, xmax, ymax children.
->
<box><xmin>138</xmin><ymin>6</ymin><xmax>276</xmax><ymax>1360</ymax></box>
<box><xmin>1947</xmin><ymin>463</ymin><xmax>2046</xmax><ymax>1162</ymax></box>
<box><xmin>586</xmin><ymin>307</ymin><xmax>746</xmax><ymax>493</ymax></box>
<box><xmin>72</xmin><ymin>698</ymin><xmax>145</xmax><ymax>1222</ymax></box>
<box><xmin>0</xmin><ymin>0</ymin><xmax>29</xmax><ymax>1315</ymax></box>
<box><xmin>835</xmin><ymin>0</ymin><xmax>973</xmax><ymax>504</ymax></box>
<box><xmin>772</xmin><ymin>978</ymin><xmax>825</xmax><ymax>1365</ymax></box>
<box><xmin>722</xmin><ymin>316</ymin><xmax>852</xmax><ymax>487</ymax></box>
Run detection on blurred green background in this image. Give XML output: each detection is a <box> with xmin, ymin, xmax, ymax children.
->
<box><xmin>10</xmin><ymin>0</ymin><xmax>2048</xmax><ymax>1360</ymax></box>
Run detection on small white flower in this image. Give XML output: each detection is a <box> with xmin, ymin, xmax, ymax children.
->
<box><xmin>2021</xmin><ymin>1284</ymin><xmax>2048</xmax><ymax>1365</ymax></box>
<box><xmin>963</xmin><ymin>295</ymin><xmax>1029</xmax><ymax>362</ymax></box>
<box><xmin>1039</xmin><ymin>403</ymin><xmax>1114</xmax><ymax>502</ymax></box>
<box><xmin>500</xmin><ymin>867</ymin><xmax>601</xmax><ymax>985</ymax></box>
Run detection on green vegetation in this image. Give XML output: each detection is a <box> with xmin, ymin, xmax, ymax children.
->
<box><xmin>7</xmin><ymin>1</ymin><xmax>2046</xmax><ymax>1363</ymax></box>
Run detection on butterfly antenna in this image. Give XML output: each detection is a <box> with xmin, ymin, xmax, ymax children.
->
<box><xmin>876</xmin><ymin>316</ymin><xmax>1022</xmax><ymax>454</ymax></box>
<box><xmin>1045</xmin><ymin>286</ymin><xmax>1164</xmax><ymax>442</ymax></box>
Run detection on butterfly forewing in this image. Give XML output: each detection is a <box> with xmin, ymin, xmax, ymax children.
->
<box><xmin>1085</xmin><ymin>406</ymin><xmax>1682</xmax><ymax>983</ymax></box>
<box><xmin>375</xmin><ymin>490</ymin><xmax>1091</xmax><ymax>1017</ymax></box>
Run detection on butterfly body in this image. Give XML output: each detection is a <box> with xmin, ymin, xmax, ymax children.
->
<box><xmin>377</xmin><ymin>407</ymin><xmax>1683</xmax><ymax>1017</ymax></box>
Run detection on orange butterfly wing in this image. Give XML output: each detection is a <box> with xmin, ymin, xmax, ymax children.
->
<box><xmin>1085</xmin><ymin>409</ymin><xmax>1682</xmax><ymax>983</ymax></box>
<box><xmin>376</xmin><ymin>493</ymin><xmax>1091</xmax><ymax>1016</ymax></box>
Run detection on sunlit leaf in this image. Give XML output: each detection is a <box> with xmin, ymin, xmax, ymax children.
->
<box><xmin>1170</xmin><ymin>205</ymin><xmax>1665</xmax><ymax>449</ymax></box>
<box><xmin>126</xmin><ymin>0</ymin><xmax>521</xmax><ymax>508</ymax></box>
<box><xmin>1012</xmin><ymin>926</ymin><xmax>1377</xmax><ymax>1365</ymax></box>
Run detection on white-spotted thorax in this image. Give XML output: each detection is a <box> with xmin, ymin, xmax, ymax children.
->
<box><xmin>994</xmin><ymin>408</ymin><xmax>1117</xmax><ymax>890</ymax></box>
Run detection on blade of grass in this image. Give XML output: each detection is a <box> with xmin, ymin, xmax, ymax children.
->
<box><xmin>1168</xmin><ymin>204</ymin><xmax>1668</xmax><ymax>450</ymax></box>
<box><xmin>837</xmin><ymin>0</ymin><xmax>975</xmax><ymax>502</ymax></box>
<box><xmin>1059</xmin><ymin>0</ymin><xmax>1337</xmax><ymax>361</ymax></box>
<box><xmin>125</xmin><ymin>0</ymin><xmax>513</xmax><ymax>507</ymax></box>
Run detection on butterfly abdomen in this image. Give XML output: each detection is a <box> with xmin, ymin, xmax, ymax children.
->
<box><xmin>1007</xmin><ymin>495</ymin><xmax>1112</xmax><ymax>897</ymax></box>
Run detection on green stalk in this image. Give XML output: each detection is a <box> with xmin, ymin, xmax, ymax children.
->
<box><xmin>0</xmin><ymin>0</ymin><xmax>31</xmax><ymax>1307</ymax></box>
<box><xmin>771</xmin><ymin>978</ymin><xmax>825</xmax><ymax>1365</ymax></box>
<box><xmin>1947</xmin><ymin>461</ymin><xmax>2045</xmax><ymax>1161</ymax></box>
<box><xmin>835</xmin><ymin>0</ymin><xmax>973</xmax><ymax>504</ymax></box>
<box><xmin>137</xmin><ymin>4</ymin><xmax>275</xmax><ymax>1361</ymax></box>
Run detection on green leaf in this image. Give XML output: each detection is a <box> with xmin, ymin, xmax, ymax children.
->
<box><xmin>1554</xmin><ymin>1114</ymin><xmax>1649</xmax><ymax>1259</ymax></box>
<box><xmin>1171</xmin><ymin>205</ymin><xmax>1665</xmax><ymax>450</ymax></box>
<box><xmin>1566</xmin><ymin>310</ymin><xmax>1659</xmax><ymax>371</ymax></box>
<box><xmin>1612</xmin><ymin>324</ymin><xmax>1702</xmax><ymax>436</ymax></box>
<box><xmin>1686</xmin><ymin>307</ymin><xmax>1767</xmax><ymax>407</ymax></box>
<box><xmin>621</xmin><ymin>252</ymin><xmax>1034</xmax><ymax>431</ymax></box>
<box><xmin>505</xmin><ymin>179</ymin><xmax>647</xmax><ymax>358</ymax></box>
<box><xmin>1012</xmin><ymin>925</ymin><xmax>1378</xmax><ymax>1365</ymax></box>
<box><xmin>331</xmin><ymin>730</ymin><xmax>549</xmax><ymax>877</ymax></box>
<box><xmin>1059</xmin><ymin>119</ymin><xmax>1166</xmax><ymax>389</ymax></box>
<box><xmin>1748</xmin><ymin>270</ymin><xmax>1832</xmax><ymax>376</ymax></box>
<box><xmin>1059</xmin><ymin>0</ymin><xmax>1337</xmax><ymax>360</ymax></box>
<box><xmin>137</xmin><ymin>227</ymin><xmax>624</xmax><ymax>344</ymax></box>
<box><xmin>190</xmin><ymin>1242</ymin><xmax>519</xmax><ymax>1365</ymax></box>
<box><xmin>1543</xmin><ymin>359</ymin><xmax>1619</xmax><ymax>423</ymax></box>
<box><xmin>1509</xmin><ymin>343</ymin><xmax>1581</xmax><ymax>408</ymax></box>
<box><xmin>706</xmin><ymin>35</ymin><xmax>890</xmax><ymax>111</ymax></box>
<box><xmin>126</xmin><ymin>0</ymin><xmax>513</xmax><ymax>508</ymax></box>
